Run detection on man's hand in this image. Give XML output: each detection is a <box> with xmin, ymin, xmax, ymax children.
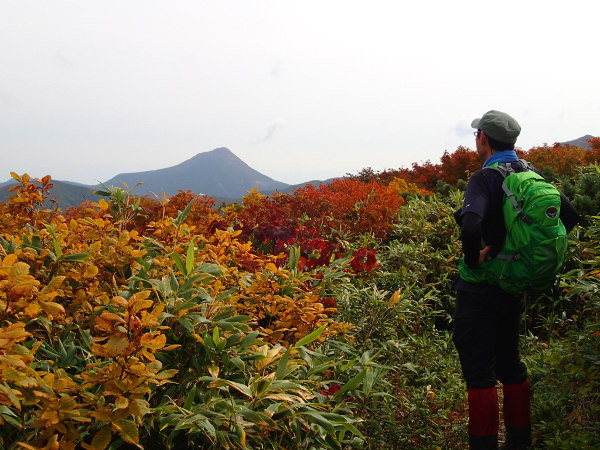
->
<box><xmin>479</xmin><ymin>245</ymin><xmax>492</xmax><ymax>264</ymax></box>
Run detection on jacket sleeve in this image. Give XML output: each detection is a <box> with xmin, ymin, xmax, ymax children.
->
<box><xmin>559</xmin><ymin>193</ymin><xmax>579</xmax><ymax>233</ymax></box>
<box><xmin>460</xmin><ymin>211</ymin><xmax>483</xmax><ymax>268</ymax></box>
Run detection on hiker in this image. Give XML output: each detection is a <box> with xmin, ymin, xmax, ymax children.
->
<box><xmin>452</xmin><ymin>110</ymin><xmax>579</xmax><ymax>449</ymax></box>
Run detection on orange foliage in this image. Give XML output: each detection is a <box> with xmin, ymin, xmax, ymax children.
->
<box><xmin>519</xmin><ymin>143</ymin><xmax>600</xmax><ymax>178</ymax></box>
<box><xmin>0</xmin><ymin>175</ymin><xmax>348</xmax><ymax>448</ymax></box>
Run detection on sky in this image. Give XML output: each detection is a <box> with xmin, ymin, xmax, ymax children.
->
<box><xmin>1</xmin><ymin>1</ymin><xmax>598</xmax><ymax>186</ymax></box>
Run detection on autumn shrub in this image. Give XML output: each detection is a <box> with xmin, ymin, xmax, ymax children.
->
<box><xmin>318</xmin><ymin>192</ymin><xmax>467</xmax><ymax>447</ymax></box>
<box><xmin>0</xmin><ymin>175</ymin><xmax>365</xmax><ymax>449</ymax></box>
<box><xmin>522</xmin><ymin>213</ymin><xmax>600</xmax><ymax>448</ymax></box>
<box><xmin>377</xmin><ymin>192</ymin><xmax>462</xmax><ymax>325</ymax></box>
<box><xmin>3</xmin><ymin>153</ymin><xmax>600</xmax><ymax>450</ymax></box>
<box><xmin>518</xmin><ymin>142</ymin><xmax>600</xmax><ymax>180</ymax></box>
<box><xmin>233</xmin><ymin>179</ymin><xmax>405</xmax><ymax>245</ymax></box>
<box><xmin>557</xmin><ymin>163</ymin><xmax>600</xmax><ymax>223</ymax></box>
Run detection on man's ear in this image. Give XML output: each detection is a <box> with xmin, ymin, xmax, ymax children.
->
<box><xmin>480</xmin><ymin>131</ymin><xmax>488</xmax><ymax>145</ymax></box>
<box><xmin>480</xmin><ymin>131</ymin><xmax>495</xmax><ymax>153</ymax></box>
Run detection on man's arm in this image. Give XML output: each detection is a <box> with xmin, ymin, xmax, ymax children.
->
<box><xmin>461</xmin><ymin>211</ymin><xmax>485</xmax><ymax>268</ymax></box>
<box><xmin>559</xmin><ymin>193</ymin><xmax>579</xmax><ymax>233</ymax></box>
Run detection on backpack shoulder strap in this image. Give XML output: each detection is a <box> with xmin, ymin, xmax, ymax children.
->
<box><xmin>518</xmin><ymin>158</ymin><xmax>535</xmax><ymax>172</ymax></box>
<box><xmin>484</xmin><ymin>163</ymin><xmax>510</xmax><ymax>178</ymax></box>
<box><xmin>485</xmin><ymin>160</ymin><xmax>534</xmax><ymax>225</ymax></box>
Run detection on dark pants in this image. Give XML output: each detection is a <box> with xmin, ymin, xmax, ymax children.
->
<box><xmin>453</xmin><ymin>289</ymin><xmax>531</xmax><ymax>448</ymax></box>
<box><xmin>453</xmin><ymin>289</ymin><xmax>527</xmax><ymax>388</ymax></box>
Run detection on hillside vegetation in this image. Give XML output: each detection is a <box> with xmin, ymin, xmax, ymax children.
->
<box><xmin>1</xmin><ymin>139</ymin><xmax>599</xmax><ymax>449</ymax></box>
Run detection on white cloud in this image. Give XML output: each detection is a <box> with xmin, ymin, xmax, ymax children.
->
<box><xmin>253</xmin><ymin>119</ymin><xmax>287</xmax><ymax>144</ymax></box>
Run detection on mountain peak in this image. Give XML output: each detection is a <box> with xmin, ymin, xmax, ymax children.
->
<box><xmin>103</xmin><ymin>147</ymin><xmax>289</xmax><ymax>198</ymax></box>
<box><xmin>561</xmin><ymin>135</ymin><xmax>596</xmax><ymax>150</ymax></box>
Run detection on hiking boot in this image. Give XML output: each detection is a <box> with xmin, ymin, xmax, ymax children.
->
<box><xmin>500</xmin><ymin>425</ymin><xmax>531</xmax><ymax>449</ymax></box>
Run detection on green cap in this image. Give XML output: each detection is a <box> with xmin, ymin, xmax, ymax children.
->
<box><xmin>471</xmin><ymin>110</ymin><xmax>521</xmax><ymax>144</ymax></box>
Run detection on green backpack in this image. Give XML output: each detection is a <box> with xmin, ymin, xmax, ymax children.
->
<box><xmin>458</xmin><ymin>159</ymin><xmax>568</xmax><ymax>294</ymax></box>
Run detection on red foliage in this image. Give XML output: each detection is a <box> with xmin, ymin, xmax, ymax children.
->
<box><xmin>232</xmin><ymin>179</ymin><xmax>404</xmax><ymax>266</ymax></box>
<box><xmin>297</xmin><ymin>239</ymin><xmax>344</xmax><ymax>270</ymax></box>
<box><xmin>292</xmin><ymin>179</ymin><xmax>405</xmax><ymax>239</ymax></box>
<box><xmin>318</xmin><ymin>383</ymin><xmax>341</xmax><ymax>396</ymax></box>
<box><xmin>517</xmin><ymin>144</ymin><xmax>600</xmax><ymax>178</ymax></box>
<box><xmin>350</xmin><ymin>248</ymin><xmax>379</xmax><ymax>273</ymax></box>
<box><xmin>439</xmin><ymin>146</ymin><xmax>481</xmax><ymax>185</ymax></box>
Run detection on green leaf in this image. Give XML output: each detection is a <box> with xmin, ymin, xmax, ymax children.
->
<box><xmin>170</xmin><ymin>271</ymin><xmax>179</xmax><ymax>292</ymax></box>
<box><xmin>230</xmin><ymin>356</ymin><xmax>245</xmax><ymax>371</ymax></box>
<box><xmin>197</xmin><ymin>263</ymin><xmax>222</xmax><ymax>276</ymax></box>
<box><xmin>173</xmin><ymin>300</ymin><xmax>200</xmax><ymax>312</ymax></box>
<box><xmin>170</xmin><ymin>253</ymin><xmax>186</xmax><ymax>276</ymax></box>
<box><xmin>222</xmin><ymin>315</ymin><xmax>251</xmax><ymax>323</ymax></box>
<box><xmin>294</xmin><ymin>325</ymin><xmax>326</xmax><ymax>348</ymax></box>
<box><xmin>178</xmin><ymin>317</ymin><xmax>194</xmax><ymax>333</ymax></box>
<box><xmin>332</xmin><ymin>369</ymin><xmax>367</xmax><ymax>400</ymax></box>
<box><xmin>186</xmin><ymin>239</ymin><xmax>195</xmax><ymax>276</ymax></box>
<box><xmin>215</xmin><ymin>287</ymin><xmax>238</xmax><ymax>302</ymax></box>
<box><xmin>240</xmin><ymin>331</ymin><xmax>259</xmax><ymax>349</ymax></box>
<box><xmin>276</xmin><ymin>347</ymin><xmax>293</xmax><ymax>380</ymax></box>
<box><xmin>194</xmin><ymin>288</ymin><xmax>213</xmax><ymax>302</ymax></box>
<box><xmin>288</xmin><ymin>245</ymin><xmax>300</xmax><ymax>271</ymax></box>
<box><xmin>45</xmin><ymin>225</ymin><xmax>63</xmax><ymax>259</ymax></box>
<box><xmin>175</xmin><ymin>197</ymin><xmax>196</xmax><ymax>226</ymax></box>
<box><xmin>302</xmin><ymin>409</ymin><xmax>336</xmax><ymax>434</ymax></box>
<box><xmin>183</xmin><ymin>386</ymin><xmax>197</xmax><ymax>410</ymax></box>
<box><xmin>62</xmin><ymin>252</ymin><xmax>90</xmax><ymax>262</ymax></box>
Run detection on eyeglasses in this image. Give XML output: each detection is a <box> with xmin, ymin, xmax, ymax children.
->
<box><xmin>473</xmin><ymin>130</ymin><xmax>481</xmax><ymax>138</ymax></box>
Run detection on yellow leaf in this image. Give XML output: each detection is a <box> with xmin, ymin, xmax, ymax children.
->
<box><xmin>98</xmin><ymin>198</ymin><xmax>109</xmax><ymax>211</ymax></box>
<box><xmin>208</xmin><ymin>365</ymin><xmax>219</xmax><ymax>377</ymax></box>
<box><xmin>0</xmin><ymin>384</ymin><xmax>22</xmax><ymax>410</ymax></box>
<box><xmin>91</xmin><ymin>425</ymin><xmax>113</xmax><ymax>450</ymax></box>
<box><xmin>109</xmin><ymin>296</ymin><xmax>128</xmax><ymax>308</ymax></box>
<box><xmin>89</xmin><ymin>409</ymin><xmax>113</xmax><ymax>422</ymax></box>
<box><xmin>264</xmin><ymin>263</ymin><xmax>278</xmax><ymax>272</ymax></box>
<box><xmin>140</xmin><ymin>333</ymin><xmax>166</xmax><ymax>350</ymax></box>
<box><xmin>2</xmin><ymin>254</ymin><xmax>18</xmax><ymax>266</ymax></box>
<box><xmin>387</xmin><ymin>290</ymin><xmax>402</xmax><ymax>307</ymax></box>
<box><xmin>40</xmin><ymin>302</ymin><xmax>66</xmax><ymax>316</ymax></box>
<box><xmin>9</xmin><ymin>262</ymin><xmax>36</xmax><ymax>284</ymax></box>
<box><xmin>162</xmin><ymin>344</ymin><xmax>181</xmax><ymax>352</ymax></box>
<box><xmin>23</xmin><ymin>302</ymin><xmax>41</xmax><ymax>318</ymax></box>
<box><xmin>91</xmin><ymin>241</ymin><xmax>102</xmax><ymax>253</ymax></box>
<box><xmin>155</xmin><ymin>369</ymin><xmax>178</xmax><ymax>380</ymax></box>
<box><xmin>84</xmin><ymin>265</ymin><xmax>99</xmax><ymax>279</ymax></box>
<box><xmin>115</xmin><ymin>396</ymin><xmax>129</xmax><ymax>410</ymax></box>
<box><xmin>114</xmin><ymin>419</ymin><xmax>139</xmax><ymax>445</ymax></box>
<box><xmin>106</xmin><ymin>335</ymin><xmax>130</xmax><ymax>355</ymax></box>
<box><xmin>0</xmin><ymin>323</ymin><xmax>31</xmax><ymax>341</ymax></box>
<box><xmin>263</xmin><ymin>394</ymin><xmax>300</xmax><ymax>403</ymax></box>
<box><xmin>43</xmin><ymin>276</ymin><xmax>66</xmax><ymax>292</ymax></box>
<box><xmin>92</xmin><ymin>335</ymin><xmax>129</xmax><ymax>357</ymax></box>
<box><xmin>128</xmin><ymin>291</ymin><xmax>152</xmax><ymax>314</ymax></box>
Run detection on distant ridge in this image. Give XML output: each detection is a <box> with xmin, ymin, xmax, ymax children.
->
<box><xmin>0</xmin><ymin>147</ymin><xmax>335</xmax><ymax>208</ymax></box>
<box><xmin>103</xmin><ymin>147</ymin><xmax>290</xmax><ymax>198</ymax></box>
<box><xmin>4</xmin><ymin>137</ymin><xmax>592</xmax><ymax>209</ymax></box>
<box><xmin>0</xmin><ymin>179</ymin><xmax>101</xmax><ymax>208</ymax></box>
<box><xmin>561</xmin><ymin>135</ymin><xmax>595</xmax><ymax>150</ymax></box>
